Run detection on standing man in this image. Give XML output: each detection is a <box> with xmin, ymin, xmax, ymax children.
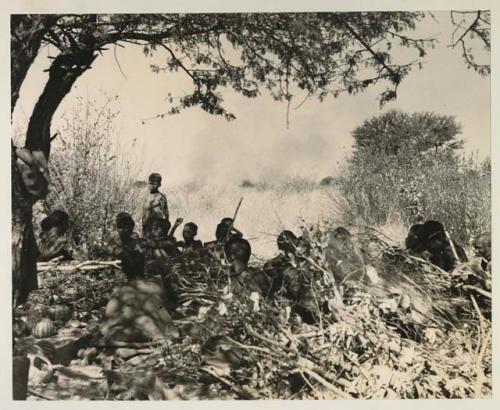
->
<box><xmin>142</xmin><ymin>173</ymin><xmax>169</xmax><ymax>240</ymax></box>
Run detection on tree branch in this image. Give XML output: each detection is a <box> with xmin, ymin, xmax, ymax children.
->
<box><xmin>451</xmin><ymin>11</ymin><xmax>482</xmax><ymax>48</ymax></box>
<box><xmin>341</xmin><ymin>21</ymin><xmax>400</xmax><ymax>84</ymax></box>
<box><xmin>158</xmin><ymin>43</ymin><xmax>200</xmax><ymax>88</ymax></box>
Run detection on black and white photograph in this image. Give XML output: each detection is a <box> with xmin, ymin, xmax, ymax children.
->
<box><xmin>4</xmin><ymin>0</ymin><xmax>495</xmax><ymax>402</ymax></box>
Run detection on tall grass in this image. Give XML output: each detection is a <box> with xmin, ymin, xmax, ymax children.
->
<box><xmin>335</xmin><ymin>150</ymin><xmax>490</xmax><ymax>245</ymax></box>
<box><xmin>128</xmin><ymin>179</ymin><xmax>336</xmax><ymax>260</ymax></box>
<box><xmin>40</xmin><ymin>96</ymin><xmax>489</xmax><ymax>261</ymax></box>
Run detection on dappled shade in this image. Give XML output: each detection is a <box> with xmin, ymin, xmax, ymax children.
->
<box><xmin>100</xmin><ymin>279</ymin><xmax>180</xmax><ymax>344</ymax></box>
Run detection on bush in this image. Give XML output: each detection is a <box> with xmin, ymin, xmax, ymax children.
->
<box><xmin>320</xmin><ymin>176</ymin><xmax>337</xmax><ymax>186</ymax></box>
<box><xmin>240</xmin><ymin>179</ymin><xmax>256</xmax><ymax>188</ymax></box>
<box><xmin>41</xmin><ymin>94</ymin><xmax>144</xmax><ymax>256</ymax></box>
<box><xmin>336</xmin><ymin>150</ymin><xmax>490</xmax><ymax>245</ymax></box>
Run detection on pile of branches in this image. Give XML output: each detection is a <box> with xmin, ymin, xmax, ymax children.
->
<box><xmin>15</xmin><ymin>227</ymin><xmax>491</xmax><ymax>400</ymax></box>
<box><xmin>151</xmin><ymin>226</ymin><xmax>491</xmax><ymax>399</ymax></box>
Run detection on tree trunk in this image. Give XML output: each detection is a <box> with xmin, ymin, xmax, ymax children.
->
<box><xmin>25</xmin><ymin>48</ymin><xmax>97</xmax><ymax>155</ymax></box>
<box><xmin>11</xmin><ymin>15</ymin><xmax>57</xmax><ymax>113</ymax></box>
<box><xmin>11</xmin><ymin>15</ymin><xmax>57</xmax><ymax>308</ymax></box>
<box><xmin>11</xmin><ymin>149</ymin><xmax>37</xmax><ymax>308</ymax></box>
<box><xmin>12</xmin><ymin>24</ymin><xmax>97</xmax><ymax>306</ymax></box>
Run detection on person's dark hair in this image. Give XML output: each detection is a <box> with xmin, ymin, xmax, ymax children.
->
<box><xmin>405</xmin><ymin>224</ymin><xmax>425</xmax><ymax>251</ymax></box>
<box><xmin>422</xmin><ymin>220</ymin><xmax>445</xmax><ymax>239</ymax></box>
<box><xmin>224</xmin><ymin>237</ymin><xmax>251</xmax><ymax>274</ymax></box>
<box><xmin>277</xmin><ymin>230</ymin><xmax>298</xmax><ymax>253</ymax></box>
<box><xmin>41</xmin><ymin>210</ymin><xmax>70</xmax><ymax>233</ymax></box>
<box><xmin>216</xmin><ymin>217</ymin><xmax>236</xmax><ymax>242</ymax></box>
<box><xmin>116</xmin><ymin>212</ymin><xmax>135</xmax><ymax>229</ymax></box>
<box><xmin>185</xmin><ymin>222</ymin><xmax>198</xmax><ymax>234</ymax></box>
<box><xmin>148</xmin><ymin>173</ymin><xmax>162</xmax><ymax>184</ymax></box>
<box><xmin>332</xmin><ymin>227</ymin><xmax>351</xmax><ymax>239</ymax></box>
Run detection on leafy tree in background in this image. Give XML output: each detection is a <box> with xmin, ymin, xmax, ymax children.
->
<box><xmin>11</xmin><ymin>11</ymin><xmax>490</xmax><ymax>306</ymax></box>
<box><xmin>352</xmin><ymin>110</ymin><xmax>463</xmax><ymax>159</ymax></box>
<box><xmin>338</xmin><ymin>109</ymin><xmax>489</xmax><ymax>240</ymax></box>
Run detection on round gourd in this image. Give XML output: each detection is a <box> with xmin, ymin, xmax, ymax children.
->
<box><xmin>32</xmin><ymin>318</ymin><xmax>56</xmax><ymax>339</ymax></box>
<box><xmin>49</xmin><ymin>304</ymin><xmax>72</xmax><ymax>322</ymax></box>
<box><xmin>23</xmin><ymin>317</ymin><xmax>38</xmax><ymax>334</ymax></box>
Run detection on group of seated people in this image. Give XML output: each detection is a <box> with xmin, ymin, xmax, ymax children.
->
<box><xmin>36</xmin><ymin>209</ymin><xmax>250</xmax><ymax>280</ymax></box>
<box><xmin>37</xmin><ymin>208</ymin><xmax>490</xmax><ymax>291</ymax></box>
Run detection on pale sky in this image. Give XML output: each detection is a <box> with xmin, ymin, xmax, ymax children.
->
<box><xmin>12</xmin><ymin>11</ymin><xmax>490</xmax><ymax>186</ymax></box>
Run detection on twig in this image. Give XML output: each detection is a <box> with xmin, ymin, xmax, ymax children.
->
<box><xmin>224</xmin><ymin>197</ymin><xmax>244</xmax><ymax>243</ymax></box>
<box><xmin>463</xmin><ymin>286</ymin><xmax>491</xmax><ymax>299</ymax></box>
<box><xmin>28</xmin><ymin>389</ymin><xmax>54</xmax><ymax>400</ymax></box>
<box><xmin>245</xmin><ymin>325</ymin><xmax>293</xmax><ymax>354</ymax></box>
<box><xmin>92</xmin><ymin>340</ymin><xmax>164</xmax><ymax>349</ymax></box>
<box><xmin>76</xmin><ymin>260</ymin><xmax>121</xmax><ymax>269</ymax></box>
<box><xmin>299</xmin><ymin>369</ymin><xmax>324</xmax><ymax>398</ymax></box>
<box><xmin>113</xmin><ymin>44</ymin><xmax>127</xmax><ymax>80</ymax></box>
<box><xmin>295</xmin><ymin>368</ymin><xmax>352</xmax><ymax>399</ymax></box>
<box><xmin>200</xmin><ymin>367</ymin><xmax>256</xmax><ymax>400</ymax></box>
<box><xmin>444</xmin><ymin>230</ymin><xmax>460</xmax><ymax>261</ymax></box>
<box><xmin>474</xmin><ymin>327</ymin><xmax>491</xmax><ymax>398</ymax></box>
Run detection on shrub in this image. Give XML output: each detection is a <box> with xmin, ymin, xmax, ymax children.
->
<box><xmin>320</xmin><ymin>176</ymin><xmax>337</xmax><ymax>186</ymax></box>
<box><xmin>41</xmin><ymin>94</ymin><xmax>144</xmax><ymax>256</ymax></box>
<box><xmin>336</xmin><ymin>150</ymin><xmax>490</xmax><ymax>245</ymax></box>
<box><xmin>240</xmin><ymin>179</ymin><xmax>256</xmax><ymax>188</ymax></box>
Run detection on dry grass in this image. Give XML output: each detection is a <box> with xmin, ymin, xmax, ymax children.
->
<box><xmin>129</xmin><ymin>181</ymin><xmax>338</xmax><ymax>260</ymax></box>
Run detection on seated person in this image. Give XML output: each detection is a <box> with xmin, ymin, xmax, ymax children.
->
<box><xmin>224</xmin><ymin>237</ymin><xmax>271</xmax><ymax>297</ymax></box>
<box><xmin>145</xmin><ymin>217</ymin><xmax>183</xmax><ymax>259</ymax></box>
<box><xmin>474</xmin><ymin>231</ymin><xmax>491</xmax><ymax>271</ymax></box>
<box><xmin>205</xmin><ymin>217</ymin><xmax>243</xmax><ymax>247</ymax></box>
<box><xmin>177</xmin><ymin>222</ymin><xmax>203</xmax><ymax>254</ymax></box>
<box><xmin>38</xmin><ymin>210</ymin><xmax>72</xmax><ymax>262</ymax></box>
<box><xmin>325</xmin><ymin>226</ymin><xmax>366</xmax><ymax>281</ymax></box>
<box><xmin>405</xmin><ymin>220</ymin><xmax>467</xmax><ymax>271</ymax></box>
<box><xmin>263</xmin><ymin>230</ymin><xmax>301</xmax><ymax>294</ymax></box>
<box><xmin>106</xmin><ymin>212</ymin><xmax>141</xmax><ymax>257</ymax></box>
<box><xmin>205</xmin><ymin>217</ymin><xmax>244</xmax><ymax>260</ymax></box>
<box><xmin>105</xmin><ymin>212</ymin><xmax>145</xmax><ymax>281</ymax></box>
<box><xmin>216</xmin><ymin>217</ymin><xmax>243</xmax><ymax>243</ymax></box>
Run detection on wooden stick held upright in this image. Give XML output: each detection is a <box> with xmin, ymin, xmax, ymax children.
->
<box><xmin>444</xmin><ymin>229</ymin><xmax>460</xmax><ymax>261</ymax></box>
<box><xmin>224</xmin><ymin>197</ymin><xmax>243</xmax><ymax>243</ymax></box>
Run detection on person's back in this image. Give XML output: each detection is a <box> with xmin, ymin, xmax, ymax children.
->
<box><xmin>263</xmin><ymin>230</ymin><xmax>301</xmax><ymax>296</ymax></box>
<box><xmin>405</xmin><ymin>220</ymin><xmax>467</xmax><ymax>271</ymax></box>
<box><xmin>105</xmin><ymin>212</ymin><xmax>145</xmax><ymax>281</ymax></box>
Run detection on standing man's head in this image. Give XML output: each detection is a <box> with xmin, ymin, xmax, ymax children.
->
<box><xmin>183</xmin><ymin>222</ymin><xmax>198</xmax><ymax>243</ymax></box>
<box><xmin>116</xmin><ymin>212</ymin><xmax>135</xmax><ymax>240</ymax></box>
<box><xmin>148</xmin><ymin>173</ymin><xmax>162</xmax><ymax>193</ymax></box>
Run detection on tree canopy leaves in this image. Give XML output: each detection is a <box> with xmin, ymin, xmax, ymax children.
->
<box><xmin>13</xmin><ymin>12</ymin><xmax>439</xmax><ymax>122</ymax></box>
<box><xmin>352</xmin><ymin>110</ymin><xmax>463</xmax><ymax>159</ymax></box>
